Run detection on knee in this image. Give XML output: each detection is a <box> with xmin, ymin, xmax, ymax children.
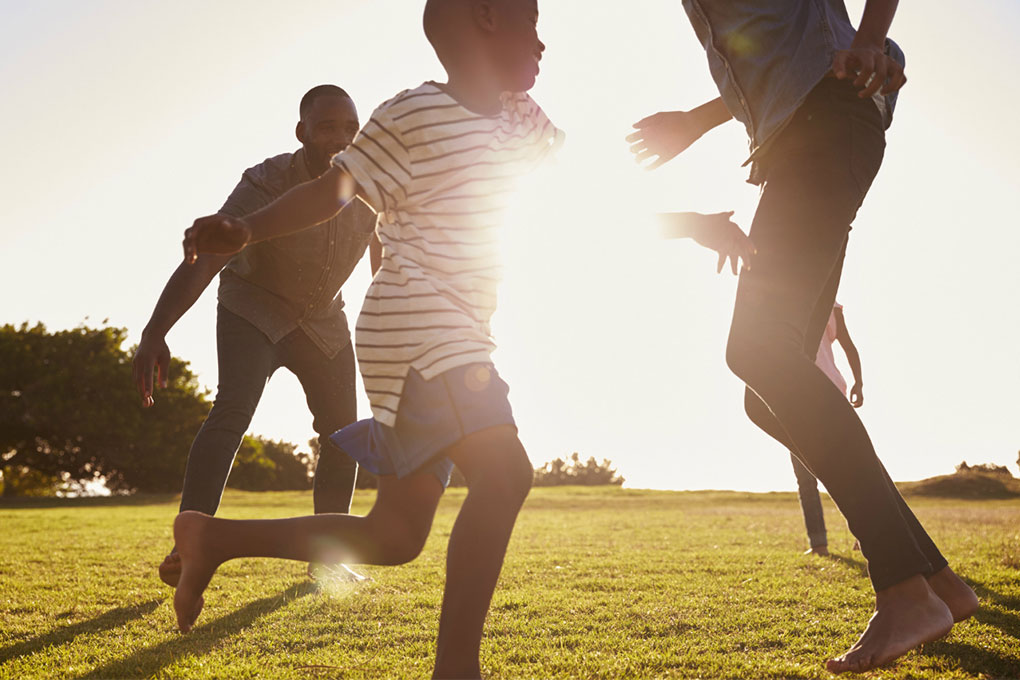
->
<box><xmin>472</xmin><ymin>447</ymin><xmax>534</xmax><ymax>510</ymax></box>
<box><xmin>726</xmin><ymin>331</ymin><xmax>760</xmax><ymax>384</ymax></box>
<box><xmin>369</xmin><ymin>511</ymin><xmax>432</xmax><ymax>565</ymax></box>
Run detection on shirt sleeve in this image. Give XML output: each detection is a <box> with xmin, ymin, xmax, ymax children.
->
<box><xmin>331</xmin><ymin>106</ymin><xmax>412</xmax><ymax>214</ymax></box>
<box><xmin>218</xmin><ymin>172</ymin><xmax>274</xmax><ymax>219</ymax></box>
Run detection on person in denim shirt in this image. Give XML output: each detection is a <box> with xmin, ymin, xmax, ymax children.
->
<box><xmin>133</xmin><ymin>85</ymin><xmax>377</xmax><ymax>587</ymax></box>
<box><xmin>629</xmin><ymin>0</ymin><xmax>978</xmax><ymax>673</ymax></box>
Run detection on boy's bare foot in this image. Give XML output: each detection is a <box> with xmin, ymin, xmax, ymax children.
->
<box><xmin>826</xmin><ymin>574</ymin><xmax>953</xmax><ymax>674</ymax></box>
<box><xmin>928</xmin><ymin>566</ymin><xmax>979</xmax><ymax>622</ymax></box>
<box><xmin>805</xmin><ymin>545</ymin><xmax>830</xmax><ymax>557</ymax></box>
<box><xmin>158</xmin><ymin>550</ymin><xmax>181</xmax><ymax>587</ymax></box>
<box><xmin>173</xmin><ymin>511</ymin><xmax>222</xmax><ymax>633</ymax></box>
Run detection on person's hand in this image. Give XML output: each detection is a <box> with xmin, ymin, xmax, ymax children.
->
<box><xmin>183</xmin><ymin>214</ymin><xmax>251</xmax><ymax>264</ymax></box>
<box><xmin>627</xmin><ymin>110</ymin><xmax>708</xmax><ymax>170</ymax></box>
<box><xmin>850</xmin><ymin>382</ymin><xmax>864</xmax><ymax>408</ymax></box>
<box><xmin>132</xmin><ymin>331</ymin><xmax>171</xmax><ymax>408</ymax></box>
<box><xmin>691</xmin><ymin>211</ymin><xmax>756</xmax><ymax>275</ymax></box>
<box><xmin>832</xmin><ymin>43</ymin><xmax>906</xmax><ymax>99</ymax></box>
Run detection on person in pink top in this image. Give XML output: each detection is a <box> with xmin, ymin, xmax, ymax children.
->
<box><xmin>791</xmin><ymin>303</ymin><xmax>864</xmax><ymax>556</ymax></box>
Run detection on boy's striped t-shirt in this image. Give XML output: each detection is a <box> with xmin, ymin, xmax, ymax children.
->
<box><xmin>331</xmin><ymin>82</ymin><xmax>562</xmax><ymax>426</ymax></box>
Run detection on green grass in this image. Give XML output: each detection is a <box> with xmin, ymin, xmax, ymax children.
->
<box><xmin>1</xmin><ymin>487</ymin><xmax>1018</xmax><ymax>679</ymax></box>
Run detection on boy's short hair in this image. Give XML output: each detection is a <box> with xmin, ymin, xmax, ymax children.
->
<box><xmin>299</xmin><ymin>84</ymin><xmax>352</xmax><ymax>120</ymax></box>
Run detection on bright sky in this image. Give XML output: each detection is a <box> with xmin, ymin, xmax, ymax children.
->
<box><xmin>2</xmin><ymin>1</ymin><xmax>1018</xmax><ymax>492</ymax></box>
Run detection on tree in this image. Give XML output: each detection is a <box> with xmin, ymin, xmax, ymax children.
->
<box><xmin>227</xmin><ymin>436</ymin><xmax>314</xmax><ymax>491</ymax></box>
<box><xmin>0</xmin><ymin>322</ymin><xmax>210</xmax><ymax>495</ymax></box>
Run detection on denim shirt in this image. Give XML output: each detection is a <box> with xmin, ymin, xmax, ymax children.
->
<box><xmin>217</xmin><ymin>148</ymin><xmax>377</xmax><ymax>357</ymax></box>
<box><xmin>682</xmin><ymin>0</ymin><xmax>905</xmax><ymax>183</ymax></box>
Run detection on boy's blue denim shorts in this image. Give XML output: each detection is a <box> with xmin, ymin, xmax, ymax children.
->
<box><xmin>329</xmin><ymin>363</ymin><xmax>515</xmax><ymax>488</ymax></box>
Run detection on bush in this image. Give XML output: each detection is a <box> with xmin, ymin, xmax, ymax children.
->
<box><xmin>533</xmin><ymin>453</ymin><xmax>624</xmax><ymax>487</ymax></box>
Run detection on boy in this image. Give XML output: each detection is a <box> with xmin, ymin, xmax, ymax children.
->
<box><xmin>175</xmin><ymin>1</ymin><xmax>753</xmax><ymax>676</ymax></box>
<box><xmin>628</xmin><ymin>0</ymin><xmax>978</xmax><ymax>673</ymax></box>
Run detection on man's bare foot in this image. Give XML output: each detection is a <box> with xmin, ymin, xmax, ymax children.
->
<box><xmin>158</xmin><ymin>549</ymin><xmax>181</xmax><ymax>587</ymax></box>
<box><xmin>827</xmin><ymin>574</ymin><xmax>953</xmax><ymax>674</ymax></box>
<box><xmin>928</xmin><ymin>566</ymin><xmax>978</xmax><ymax>622</ymax></box>
<box><xmin>805</xmin><ymin>545</ymin><xmax>830</xmax><ymax>557</ymax></box>
<box><xmin>173</xmin><ymin>511</ymin><xmax>222</xmax><ymax>633</ymax></box>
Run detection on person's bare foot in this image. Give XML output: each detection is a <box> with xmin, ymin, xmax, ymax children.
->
<box><xmin>805</xmin><ymin>545</ymin><xmax>830</xmax><ymax>557</ymax></box>
<box><xmin>173</xmin><ymin>511</ymin><xmax>222</xmax><ymax>633</ymax></box>
<box><xmin>158</xmin><ymin>549</ymin><xmax>181</xmax><ymax>587</ymax></box>
<box><xmin>928</xmin><ymin>566</ymin><xmax>978</xmax><ymax>622</ymax></box>
<box><xmin>826</xmin><ymin>574</ymin><xmax>953</xmax><ymax>674</ymax></box>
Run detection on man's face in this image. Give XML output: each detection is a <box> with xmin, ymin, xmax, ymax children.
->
<box><xmin>491</xmin><ymin>0</ymin><xmax>544</xmax><ymax>92</ymax></box>
<box><xmin>298</xmin><ymin>95</ymin><xmax>360</xmax><ymax>174</ymax></box>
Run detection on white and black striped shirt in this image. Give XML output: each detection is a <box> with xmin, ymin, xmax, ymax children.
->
<box><xmin>331</xmin><ymin>82</ymin><xmax>562</xmax><ymax>425</ymax></box>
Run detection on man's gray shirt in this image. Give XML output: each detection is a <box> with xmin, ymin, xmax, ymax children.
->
<box><xmin>217</xmin><ymin>147</ymin><xmax>376</xmax><ymax>357</ymax></box>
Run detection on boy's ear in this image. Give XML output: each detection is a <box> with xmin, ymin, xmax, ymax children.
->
<box><xmin>472</xmin><ymin>0</ymin><xmax>498</xmax><ymax>34</ymax></box>
<box><xmin>295</xmin><ymin>120</ymin><xmax>307</xmax><ymax>144</ymax></box>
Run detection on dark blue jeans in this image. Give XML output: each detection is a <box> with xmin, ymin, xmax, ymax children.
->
<box><xmin>179</xmin><ymin>304</ymin><xmax>358</xmax><ymax>516</ymax></box>
<box><xmin>791</xmin><ymin>453</ymin><xmax>827</xmax><ymax>549</ymax></box>
<box><xmin>729</xmin><ymin>78</ymin><xmax>948</xmax><ymax>591</ymax></box>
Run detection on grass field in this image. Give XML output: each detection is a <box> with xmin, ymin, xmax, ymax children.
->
<box><xmin>1</xmin><ymin>487</ymin><xmax>1018</xmax><ymax>679</ymax></box>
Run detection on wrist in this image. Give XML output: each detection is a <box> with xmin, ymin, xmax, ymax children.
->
<box><xmin>850</xmin><ymin>32</ymin><xmax>886</xmax><ymax>51</ymax></box>
<box><xmin>141</xmin><ymin>323</ymin><xmax>168</xmax><ymax>340</ymax></box>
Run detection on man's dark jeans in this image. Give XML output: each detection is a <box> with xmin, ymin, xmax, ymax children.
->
<box><xmin>728</xmin><ymin>78</ymin><xmax>948</xmax><ymax>591</ymax></box>
<box><xmin>179</xmin><ymin>304</ymin><xmax>358</xmax><ymax>516</ymax></box>
<box><xmin>791</xmin><ymin>453</ymin><xmax>828</xmax><ymax>549</ymax></box>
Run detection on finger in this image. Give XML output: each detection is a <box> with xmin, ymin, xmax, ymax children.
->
<box><xmin>853</xmin><ymin>52</ymin><xmax>876</xmax><ymax>88</ymax></box>
<box><xmin>634</xmin><ymin>148</ymin><xmax>656</xmax><ymax>163</ymax></box>
<box><xmin>157</xmin><ymin>351</ymin><xmax>170</xmax><ymax>389</ymax></box>
<box><xmin>881</xmin><ymin>65</ymin><xmax>907</xmax><ymax>95</ymax></box>
<box><xmin>832</xmin><ymin>51</ymin><xmax>849</xmax><ymax>79</ymax></box>
<box><xmin>628</xmin><ymin>141</ymin><xmax>647</xmax><ymax>155</ymax></box>
<box><xmin>860</xmin><ymin>57</ymin><xmax>888</xmax><ymax>98</ymax></box>
<box><xmin>645</xmin><ymin>156</ymin><xmax>667</xmax><ymax>171</ymax></box>
<box><xmin>717</xmin><ymin>251</ymin><xmax>725</xmax><ymax>274</ymax></box>
<box><xmin>730</xmin><ymin>251</ymin><xmax>739</xmax><ymax>276</ymax></box>
<box><xmin>625</xmin><ymin>131</ymin><xmax>645</xmax><ymax>144</ymax></box>
<box><xmin>632</xmin><ymin>114</ymin><xmax>657</xmax><ymax>129</ymax></box>
<box><xmin>138</xmin><ymin>358</ymin><xmax>153</xmax><ymax>404</ymax></box>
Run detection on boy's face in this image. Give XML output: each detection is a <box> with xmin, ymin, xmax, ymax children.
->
<box><xmin>490</xmin><ymin>0</ymin><xmax>544</xmax><ymax>92</ymax></box>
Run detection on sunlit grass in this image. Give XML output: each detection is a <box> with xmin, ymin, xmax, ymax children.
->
<box><xmin>1</xmin><ymin>488</ymin><xmax>1018</xmax><ymax>679</ymax></box>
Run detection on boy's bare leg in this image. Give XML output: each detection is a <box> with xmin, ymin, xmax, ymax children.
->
<box><xmin>827</xmin><ymin>574</ymin><xmax>953</xmax><ymax>674</ymax></box>
<box><xmin>432</xmin><ymin>425</ymin><xmax>533</xmax><ymax>680</ymax></box>
<box><xmin>173</xmin><ymin>472</ymin><xmax>444</xmax><ymax>632</ymax></box>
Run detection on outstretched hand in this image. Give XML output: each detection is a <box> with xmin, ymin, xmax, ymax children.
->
<box><xmin>627</xmin><ymin>111</ymin><xmax>706</xmax><ymax>170</ymax></box>
<box><xmin>183</xmin><ymin>214</ymin><xmax>251</xmax><ymax>264</ymax></box>
<box><xmin>691</xmin><ymin>212</ymin><xmax>756</xmax><ymax>275</ymax></box>
<box><xmin>832</xmin><ymin>44</ymin><xmax>906</xmax><ymax>99</ymax></box>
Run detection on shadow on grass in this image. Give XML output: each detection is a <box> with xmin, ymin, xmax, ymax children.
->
<box><xmin>827</xmin><ymin>552</ymin><xmax>868</xmax><ymax>579</ymax></box>
<box><xmin>0</xmin><ymin>599</ymin><xmax>163</xmax><ymax>663</ymax></box>
<box><xmin>0</xmin><ymin>494</ymin><xmax>179</xmax><ymax>509</ymax></box>
<box><xmin>966</xmin><ymin>578</ymin><xmax>1020</xmax><ymax>642</ymax></box>
<box><xmin>73</xmin><ymin>582</ymin><xmax>316</xmax><ymax>680</ymax></box>
<box><xmin>923</xmin><ymin>639</ymin><xmax>1019</xmax><ymax>678</ymax></box>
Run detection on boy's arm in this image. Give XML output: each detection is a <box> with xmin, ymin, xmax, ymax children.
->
<box><xmin>658</xmin><ymin>211</ymin><xmax>755</xmax><ymax>275</ymax></box>
<box><xmin>132</xmin><ymin>252</ymin><xmax>231</xmax><ymax>407</ymax></box>
<box><xmin>627</xmin><ymin>98</ymin><xmax>734</xmax><ymax>170</ymax></box>
<box><xmin>183</xmin><ymin>165</ymin><xmax>361</xmax><ymax>263</ymax></box>
<box><xmin>833</xmin><ymin>307</ymin><xmax>865</xmax><ymax>407</ymax></box>
<box><xmin>833</xmin><ymin>0</ymin><xmax>906</xmax><ymax>98</ymax></box>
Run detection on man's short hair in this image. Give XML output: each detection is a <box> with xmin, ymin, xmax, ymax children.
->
<box><xmin>299</xmin><ymin>85</ymin><xmax>352</xmax><ymax>119</ymax></box>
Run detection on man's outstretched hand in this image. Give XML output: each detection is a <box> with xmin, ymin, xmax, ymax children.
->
<box><xmin>183</xmin><ymin>214</ymin><xmax>251</xmax><ymax>264</ymax></box>
<box><xmin>132</xmin><ymin>332</ymin><xmax>171</xmax><ymax>408</ymax></box>
<box><xmin>627</xmin><ymin>111</ymin><xmax>707</xmax><ymax>170</ymax></box>
<box><xmin>659</xmin><ymin>211</ymin><xmax>756</xmax><ymax>275</ymax></box>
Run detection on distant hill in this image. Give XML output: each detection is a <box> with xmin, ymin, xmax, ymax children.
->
<box><xmin>899</xmin><ymin>463</ymin><xmax>1020</xmax><ymax>499</ymax></box>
